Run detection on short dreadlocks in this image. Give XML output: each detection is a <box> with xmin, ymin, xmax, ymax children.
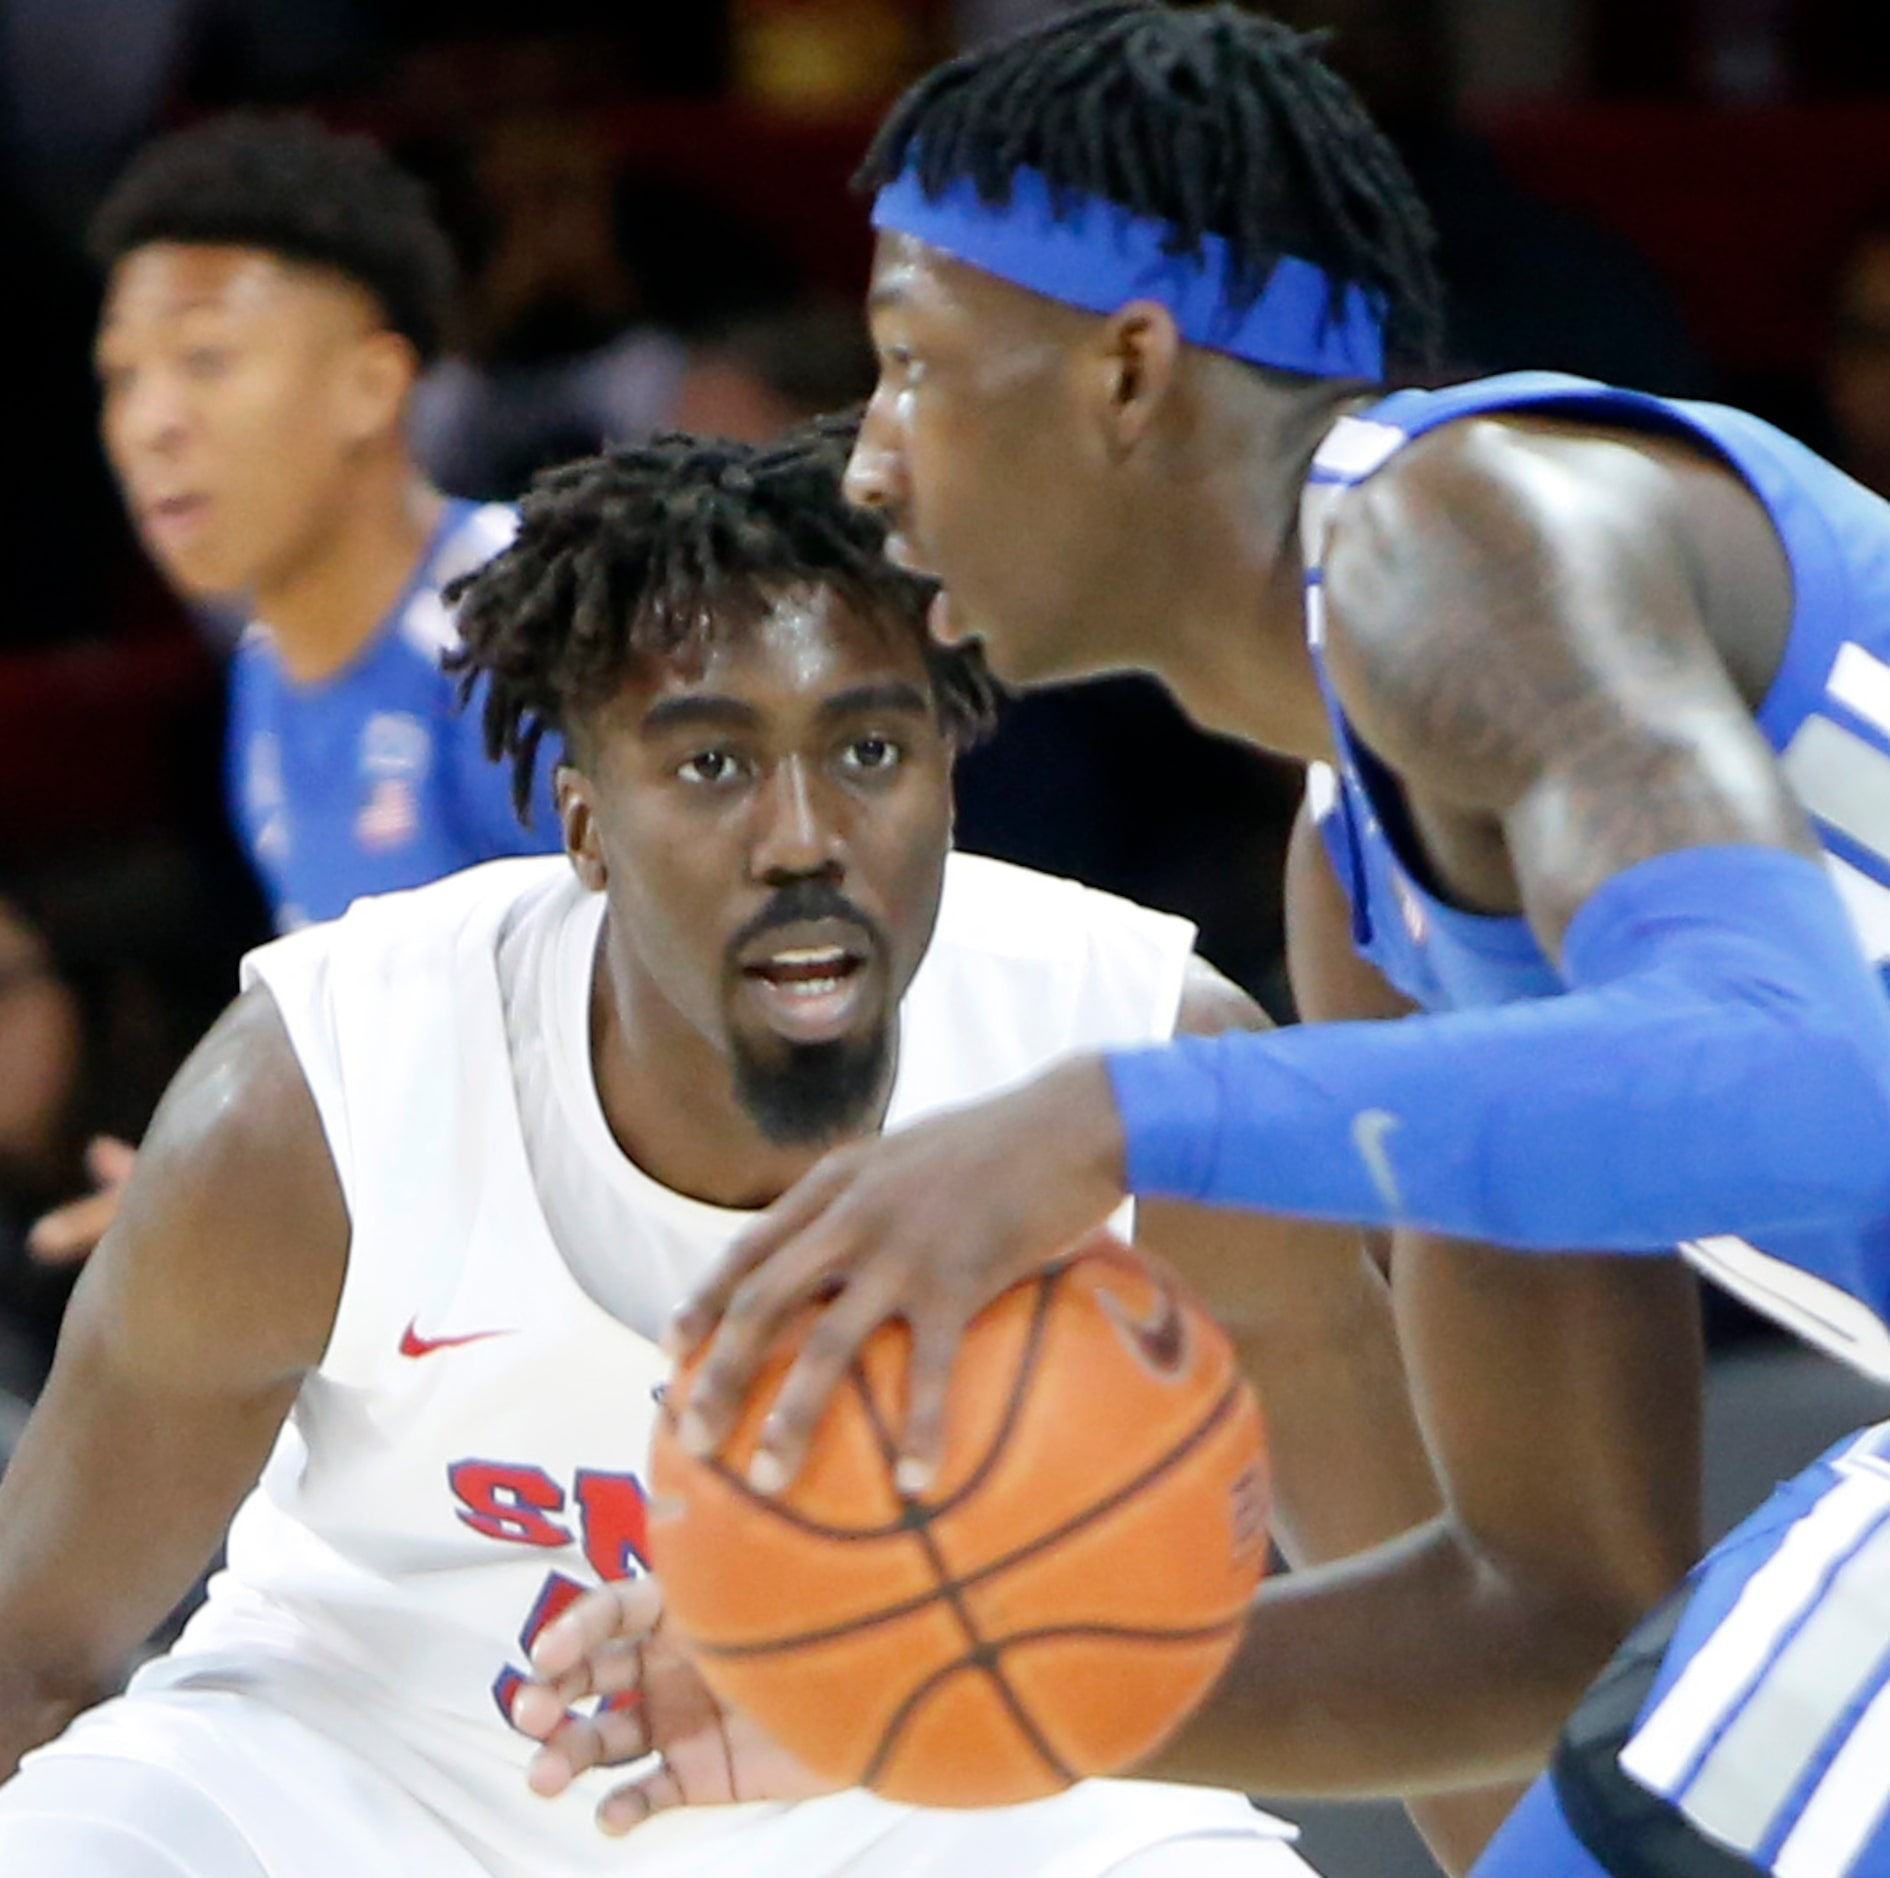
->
<box><xmin>90</xmin><ymin>112</ymin><xmax>457</xmax><ymax>364</ymax></box>
<box><xmin>856</xmin><ymin>1</ymin><xmax>1442</xmax><ymax>370</ymax></box>
<box><xmin>447</xmin><ymin>421</ymin><xmax>998</xmax><ymax>818</ymax></box>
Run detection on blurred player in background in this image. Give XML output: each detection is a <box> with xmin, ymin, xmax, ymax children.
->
<box><xmin>645</xmin><ymin>8</ymin><xmax>1890</xmax><ymax>1876</ymax></box>
<box><xmin>0</xmin><ymin>427</ymin><xmax>1371</xmax><ymax>1878</ymax></box>
<box><xmin>30</xmin><ymin>113</ymin><xmax>562</xmax><ymax>1262</ymax></box>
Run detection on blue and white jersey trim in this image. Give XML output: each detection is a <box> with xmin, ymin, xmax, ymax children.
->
<box><xmin>1619</xmin><ymin>1424</ymin><xmax>1890</xmax><ymax>1873</ymax></box>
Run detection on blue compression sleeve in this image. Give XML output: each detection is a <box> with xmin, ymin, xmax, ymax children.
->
<box><xmin>1107</xmin><ymin>845</ymin><xmax>1890</xmax><ymax>1250</ymax></box>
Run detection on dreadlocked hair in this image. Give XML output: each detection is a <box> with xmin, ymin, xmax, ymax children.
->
<box><xmin>446</xmin><ymin>420</ymin><xmax>999</xmax><ymax>820</ymax></box>
<box><xmin>90</xmin><ymin>111</ymin><xmax>457</xmax><ymax>363</ymax></box>
<box><xmin>857</xmin><ymin>1</ymin><xmax>1442</xmax><ymax>370</ymax></box>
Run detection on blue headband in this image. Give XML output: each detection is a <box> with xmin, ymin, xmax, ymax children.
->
<box><xmin>871</xmin><ymin>166</ymin><xmax>1386</xmax><ymax>380</ymax></box>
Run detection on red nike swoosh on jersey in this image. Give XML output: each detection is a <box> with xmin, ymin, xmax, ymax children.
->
<box><xmin>398</xmin><ymin>1320</ymin><xmax>513</xmax><ymax>1358</ymax></box>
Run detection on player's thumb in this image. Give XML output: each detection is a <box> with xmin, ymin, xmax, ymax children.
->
<box><xmin>87</xmin><ymin>1135</ymin><xmax>138</xmax><ymax>1188</ymax></box>
<box><xmin>27</xmin><ymin>1189</ymin><xmax>116</xmax><ymax>1264</ymax></box>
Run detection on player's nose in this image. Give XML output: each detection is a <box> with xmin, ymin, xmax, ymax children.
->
<box><xmin>111</xmin><ymin>371</ymin><xmax>191</xmax><ymax>458</ymax></box>
<box><xmin>749</xmin><ymin>758</ymin><xmax>845</xmax><ymax>883</ymax></box>
<box><xmin>843</xmin><ymin>394</ymin><xmax>906</xmax><ymax>517</ymax></box>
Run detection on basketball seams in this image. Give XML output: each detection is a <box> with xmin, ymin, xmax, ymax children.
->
<box><xmin>688</xmin><ymin>1376</ymin><xmax>1250</xmax><ymax>1661</ymax></box>
<box><xmin>854</xmin><ymin>1618</ymin><xmax>1249</xmax><ymax>1793</ymax></box>
<box><xmin>966</xmin><ymin>1616</ymin><xmax>1249</xmax><ymax>1649</ymax></box>
<box><xmin>847</xmin><ymin>1347</ymin><xmax>1078</xmax><ymax>1790</ymax></box>
<box><xmin>675</xmin><ymin>1269</ymin><xmax>1065</xmax><ymax>1545</ymax></box>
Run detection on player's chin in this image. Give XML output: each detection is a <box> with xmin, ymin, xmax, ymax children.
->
<box><xmin>948</xmin><ymin>601</ymin><xmax>1058</xmax><ymax>686</ymax></box>
<box><xmin>729</xmin><ymin>998</ymin><xmax>895</xmax><ymax>1150</ymax></box>
<box><xmin>147</xmin><ymin>540</ymin><xmax>240</xmax><ymax>601</ymax></box>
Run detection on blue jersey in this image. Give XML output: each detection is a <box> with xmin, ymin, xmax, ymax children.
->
<box><xmin>228</xmin><ymin>499</ymin><xmax>562</xmax><ymax>931</ymax></box>
<box><xmin>1304</xmin><ymin>372</ymin><xmax>1890</xmax><ymax>1375</ymax></box>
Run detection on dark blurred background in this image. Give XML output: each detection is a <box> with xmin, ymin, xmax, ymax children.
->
<box><xmin>12</xmin><ymin>0</ymin><xmax>1890</xmax><ymax>1297</ymax></box>
<box><xmin>5</xmin><ymin>5</ymin><xmax>1890</xmax><ymax>1866</ymax></box>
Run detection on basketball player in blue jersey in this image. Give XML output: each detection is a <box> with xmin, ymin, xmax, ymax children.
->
<box><xmin>30</xmin><ymin>115</ymin><xmax>562</xmax><ymax>1263</ymax></box>
<box><xmin>632</xmin><ymin>8</ymin><xmax>1890</xmax><ymax>1875</ymax></box>
<box><xmin>89</xmin><ymin>113</ymin><xmax>562</xmax><ymax>929</ymax></box>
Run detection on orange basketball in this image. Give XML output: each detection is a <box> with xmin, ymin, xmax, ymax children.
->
<box><xmin>648</xmin><ymin>1234</ymin><xmax>1269</xmax><ymax>1808</ymax></box>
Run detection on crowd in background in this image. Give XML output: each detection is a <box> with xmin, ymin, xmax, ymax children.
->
<box><xmin>5</xmin><ymin>0</ymin><xmax>1890</xmax><ymax>1405</ymax></box>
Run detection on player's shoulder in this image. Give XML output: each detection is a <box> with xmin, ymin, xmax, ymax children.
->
<box><xmin>243</xmin><ymin>854</ymin><xmax>570</xmax><ymax>992</ymax></box>
<box><xmin>932</xmin><ymin>851</ymin><xmax>1197</xmax><ymax>967</ymax></box>
<box><xmin>900</xmin><ymin>856</ymin><xmax>1197</xmax><ymax>1068</ymax></box>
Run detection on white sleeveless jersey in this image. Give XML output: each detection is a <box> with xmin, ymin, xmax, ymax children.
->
<box><xmin>127</xmin><ymin>851</ymin><xmax>1263</xmax><ymax>1874</ymax></box>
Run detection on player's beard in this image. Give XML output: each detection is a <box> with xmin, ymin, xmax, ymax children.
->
<box><xmin>731</xmin><ymin>1023</ymin><xmax>893</xmax><ymax>1148</ymax></box>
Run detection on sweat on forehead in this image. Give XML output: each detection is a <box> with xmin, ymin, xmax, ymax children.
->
<box><xmin>608</xmin><ymin>578</ymin><xmax>922</xmax><ymax>696</ymax></box>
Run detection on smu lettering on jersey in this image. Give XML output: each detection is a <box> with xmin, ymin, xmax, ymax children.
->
<box><xmin>1301</xmin><ymin>372</ymin><xmax>1890</xmax><ymax>1377</ymax></box>
<box><xmin>227</xmin><ymin>499</ymin><xmax>562</xmax><ymax>931</ymax></box>
<box><xmin>131</xmin><ymin>852</ymin><xmax>1199</xmax><ymax>1870</ymax></box>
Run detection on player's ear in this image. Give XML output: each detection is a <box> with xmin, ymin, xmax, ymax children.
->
<box><xmin>557</xmin><ymin>765</ymin><xmax>606</xmax><ymax>890</ymax></box>
<box><xmin>1094</xmin><ymin>301</ymin><xmax>1181</xmax><ymax>453</ymax></box>
<box><xmin>337</xmin><ymin>330</ymin><xmax>418</xmax><ymax>446</ymax></box>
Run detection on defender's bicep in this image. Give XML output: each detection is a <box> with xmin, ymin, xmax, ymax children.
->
<box><xmin>68</xmin><ymin>982</ymin><xmax>348</xmax><ymax>1392</ymax></box>
<box><xmin>0</xmin><ymin>988</ymin><xmax>349</xmax><ymax>1706</ymax></box>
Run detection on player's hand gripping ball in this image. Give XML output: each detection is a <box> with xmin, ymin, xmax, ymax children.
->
<box><xmin>648</xmin><ymin>1235</ymin><xmax>1269</xmax><ymax>1807</ymax></box>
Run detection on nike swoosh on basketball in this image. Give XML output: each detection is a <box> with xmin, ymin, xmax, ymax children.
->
<box><xmin>1098</xmin><ymin>1273</ymin><xmax>1189</xmax><ymax>1378</ymax></box>
<box><xmin>398</xmin><ymin>1319</ymin><xmax>513</xmax><ymax>1358</ymax></box>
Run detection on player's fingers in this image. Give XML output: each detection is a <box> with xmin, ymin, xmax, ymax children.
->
<box><xmin>894</xmin><ymin>1312</ymin><xmax>967</xmax><ymax>1497</ymax></box>
<box><xmin>676</xmin><ymin>1214</ymin><xmax>865</xmax><ymax>1461</ymax></box>
<box><xmin>510</xmin><ymin>1678</ymin><xmax>574</xmax><ymax>1741</ymax></box>
<box><xmin>524</xmin><ymin>1704</ymin><xmax>651</xmax><ymax>1795</ymax></box>
<box><xmin>667</xmin><ymin>1154</ymin><xmax>855</xmax><ymax>1359</ymax></box>
<box><xmin>597</xmin><ymin>1760</ymin><xmax>686</xmax><ymax>1836</ymax></box>
<box><xmin>26</xmin><ymin>1188</ymin><xmax>119</xmax><ymax>1264</ymax></box>
<box><xmin>511</xmin><ymin>1635</ymin><xmax>644</xmax><ymax>1731</ymax></box>
<box><xmin>87</xmin><ymin>1135</ymin><xmax>138</xmax><ymax>1187</ymax></box>
<box><xmin>530</xmin><ymin>1575</ymin><xmax>662</xmax><ymax>1680</ymax></box>
<box><xmin>748</xmin><ymin>1260</ymin><xmax>908</xmax><ymax>1491</ymax></box>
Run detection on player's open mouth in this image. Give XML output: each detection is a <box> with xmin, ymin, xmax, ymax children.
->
<box><xmin>142</xmin><ymin>492</ymin><xmax>212</xmax><ymax>548</ymax></box>
<box><xmin>740</xmin><ymin>946</ymin><xmax>872</xmax><ymax>1042</ymax></box>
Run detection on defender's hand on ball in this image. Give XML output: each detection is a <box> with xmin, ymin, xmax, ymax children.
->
<box><xmin>512</xmin><ymin>1574</ymin><xmax>838</xmax><ymax>1834</ymax></box>
<box><xmin>669</xmin><ymin>1055</ymin><xmax>1126</xmax><ymax>1493</ymax></box>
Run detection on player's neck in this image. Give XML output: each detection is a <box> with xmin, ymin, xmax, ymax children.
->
<box><xmin>1125</xmin><ymin>372</ymin><xmax>1363</xmax><ymax>761</ymax></box>
<box><xmin>589</xmin><ymin>926</ymin><xmax>897</xmax><ymax>1213</ymax></box>
<box><xmin>253</xmin><ymin>456</ymin><xmax>446</xmax><ymax>685</ymax></box>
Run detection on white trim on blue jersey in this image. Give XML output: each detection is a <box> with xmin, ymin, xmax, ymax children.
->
<box><xmin>1620</xmin><ymin>1425</ymin><xmax>1890</xmax><ymax>1871</ymax></box>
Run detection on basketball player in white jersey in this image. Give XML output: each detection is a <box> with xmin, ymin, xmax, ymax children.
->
<box><xmin>0</xmin><ymin>427</ymin><xmax>1430</xmax><ymax>1875</ymax></box>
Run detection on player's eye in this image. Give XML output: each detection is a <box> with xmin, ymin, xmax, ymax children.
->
<box><xmin>841</xmin><ymin>734</ymin><xmax>902</xmax><ymax>775</ymax></box>
<box><xmin>677</xmin><ymin>749</ymin><xmax>747</xmax><ymax>787</ymax></box>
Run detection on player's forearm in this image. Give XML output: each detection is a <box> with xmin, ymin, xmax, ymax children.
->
<box><xmin>1226</xmin><ymin>1277</ymin><xmax>1531</xmax><ymax>1874</ymax></box>
<box><xmin>1141</xmin><ymin>1512</ymin><xmax>1630</xmax><ymax>1800</ymax></box>
<box><xmin>1111</xmin><ymin>846</ymin><xmax>1890</xmax><ymax>1252</ymax></box>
